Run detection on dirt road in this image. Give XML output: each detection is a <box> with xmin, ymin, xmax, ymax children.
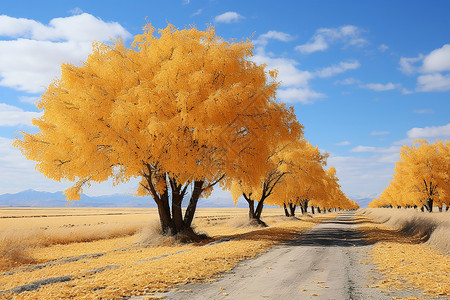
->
<box><xmin>149</xmin><ymin>212</ymin><xmax>427</xmax><ymax>300</ymax></box>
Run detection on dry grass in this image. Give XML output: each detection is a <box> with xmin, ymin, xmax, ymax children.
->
<box><xmin>0</xmin><ymin>207</ymin><xmax>332</xmax><ymax>299</ymax></box>
<box><xmin>359</xmin><ymin>208</ymin><xmax>450</xmax><ymax>254</ymax></box>
<box><xmin>358</xmin><ymin>209</ymin><xmax>450</xmax><ymax>298</ymax></box>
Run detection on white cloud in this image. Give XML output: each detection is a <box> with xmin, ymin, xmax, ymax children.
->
<box><xmin>0</xmin><ymin>14</ymin><xmax>130</xmax><ymax>42</ymax></box>
<box><xmin>416</xmin><ymin>73</ymin><xmax>450</xmax><ymax>92</ymax></box>
<box><xmin>0</xmin><ymin>14</ymin><xmax>130</xmax><ymax>93</ymax></box>
<box><xmin>0</xmin><ymin>103</ymin><xmax>42</xmax><ymax>126</ymax></box>
<box><xmin>334</xmin><ymin>77</ymin><xmax>360</xmax><ymax>85</ymax></box>
<box><xmin>406</xmin><ymin>123</ymin><xmax>450</xmax><ymax>139</ymax></box>
<box><xmin>334</xmin><ymin>141</ymin><xmax>351</xmax><ymax>146</ymax></box>
<box><xmin>214</xmin><ymin>12</ymin><xmax>244</xmax><ymax>23</ymax></box>
<box><xmin>295</xmin><ymin>35</ymin><xmax>328</xmax><ymax>54</ymax></box>
<box><xmin>421</xmin><ymin>44</ymin><xmax>450</xmax><ymax>73</ymax></box>
<box><xmin>370</xmin><ymin>131</ymin><xmax>390</xmax><ymax>136</ymax></box>
<box><xmin>254</xmin><ymin>30</ymin><xmax>294</xmax><ymax>46</ymax></box>
<box><xmin>413</xmin><ymin>109</ymin><xmax>434</xmax><ymax>114</ymax></box>
<box><xmin>378</xmin><ymin>44</ymin><xmax>388</xmax><ymax>52</ymax></box>
<box><xmin>295</xmin><ymin>25</ymin><xmax>366</xmax><ymax>54</ymax></box>
<box><xmin>69</xmin><ymin>7</ymin><xmax>83</xmax><ymax>15</ymax></box>
<box><xmin>399</xmin><ymin>55</ymin><xmax>423</xmax><ymax>75</ymax></box>
<box><xmin>327</xmin><ymin>153</ymin><xmax>395</xmax><ymax>198</ymax></box>
<box><xmin>191</xmin><ymin>9</ymin><xmax>202</xmax><ymax>17</ymax></box>
<box><xmin>277</xmin><ymin>87</ymin><xmax>326</xmax><ymax>104</ymax></box>
<box><xmin>315</xmin><ymin>60</ymin><xmax>360</xmax><ymax>78</ymax></box>
<box><xmin>252</xmin><ymin>50</ymin><xmax>313</xmax><ymax>87</ymax></box>
<box><xmin>360</xmin><ymin>82</ymin><xmax>399</xmax><ymax>91</ymax></box>
<box><xmin>19</xmin><ymin>96</ymin><xmax>40</xmax><ymax>104</ymax></box>
<box><xmin>350</xmin><ymin>145</ymin><xmax>398</xmax><ymax>153</ymax></box>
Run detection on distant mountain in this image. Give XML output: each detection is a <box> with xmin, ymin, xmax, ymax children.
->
<box><xmin>0</xmin><ymin>189</ymin><xmax>155</xmax><ymax>207</ymax></box>
<box><xmin>0</xmin><ymin>189</ymin><xmax>246</xmax><ymax>208</ymax></box>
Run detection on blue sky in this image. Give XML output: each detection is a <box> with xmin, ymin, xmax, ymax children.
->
<box><xmin>0</xmin><ymin>0</ymin><xmax>449</xmax><ymax>205</ymax></box>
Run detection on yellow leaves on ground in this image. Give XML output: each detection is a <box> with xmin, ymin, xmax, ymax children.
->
<box><xmin>358</xmin><ymin>215</ymin><xmax>450</xmax><ymax>298</ymax></box>
<box><xmin>0</xmin><ymin>210</ymin><xmax>319</xmax><ymax>299</ymax></box>
<box><xmin>372</xmin><ymin>242</ymin><xmax>449</xmax><ymax>297</ymax></box>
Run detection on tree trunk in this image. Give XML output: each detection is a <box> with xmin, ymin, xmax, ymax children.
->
<box><xmin>155</xmin><ymin>189</ymin><xmax>173</xmax><ymax>234</ymax></box>
<box><xmin>283</xmin><ymin>203</ymin><xmax>290</xmax><ymax>217</ymax></box>
<box><xmin>183</xmin><ymin>180</ymin><xmax>204</xmax><ymax>229</ymax></box>
<box><xmin>255</xmin><ymin>197</ymin><xmax>266</xmax><ymax>220</ymax></box>
<box><xmin>289</xmin><ymin>203</ymin><xmax>296</xmax><ymax>217</ymax></box>
<box><xmin>170</xmin><ymin>181</ymin><xmax>184</xmax><ymax>234</ymax></box>
<box><xmin>311</xmin><ymin>206</ymin><xmax>315</xmax><ymax>214</ymax></box>
<box><xmin>299</xmin><ymin>206</ymin><xmax>304</xmax><ymax>214</ymax></box>
<box><xmin>317</xmin><ymin>207</ymin><xmax>321</xmax><ymax>213</ymax></box>
<box><xmin>427</xmin><ymin>199</ymin><xmax>433</xmax><ymax>212</ymax></box>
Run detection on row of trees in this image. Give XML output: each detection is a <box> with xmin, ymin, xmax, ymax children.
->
<box><xmin>15</xmin><ymin>23</ymin><xmax>356</xmax><ymax>236</ymax></box>
<box><xmin>369</xmin><ymin>140</ymin><xmax>450</xmax><ymax>212</ymax></box>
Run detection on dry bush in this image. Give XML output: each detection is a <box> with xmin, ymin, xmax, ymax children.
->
<box><xmin>359</xmin><ymin>208</ymin><xmax>450</xmax><ymax>254</ymax></box>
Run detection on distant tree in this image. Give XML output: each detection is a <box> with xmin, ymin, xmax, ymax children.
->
<box><xmin>369</xmin><ymin>140</ymin><xmax>450</xmax><ymax>212</ymax></box>
<box><xmin>14</xmin><ymin>23</ymin><xmax>291</xmax><ymax>236</ymax></box>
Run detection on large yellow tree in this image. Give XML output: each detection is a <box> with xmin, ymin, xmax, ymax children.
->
<box><xmin>14</xmin><ymin>24</ymin><xmax>291</xmax><ymax>235</ymax></box>
<box><xmin>369</xmin><ymin>140</ymin><xmax>450</xmax><ymax>211</ymax></box>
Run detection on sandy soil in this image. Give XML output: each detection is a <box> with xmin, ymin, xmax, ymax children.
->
<box><xmin>139</xmin><ymin>212</ymin><xmax>430</xmax><ymax>300</ymax></box>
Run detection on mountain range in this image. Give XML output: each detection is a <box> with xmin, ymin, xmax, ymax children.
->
<box><xmin>0</xmin><ymin>189</ymin><xmax>245</xmax><ymax>208</ymax></box>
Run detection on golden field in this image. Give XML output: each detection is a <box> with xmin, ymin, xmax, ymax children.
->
<box><xmin>357</xmin><ymin>208</ymin><xmax>450</xmax><ymax>298</ymax></box>
<box><xmin>0</xmin><ymin>207</ymin><xmax>326</xmax><ymax>299</ymax></box>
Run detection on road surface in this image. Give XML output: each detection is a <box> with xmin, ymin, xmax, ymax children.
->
<box><xmin>138</xmin><ymin>212</ymin><xmax>428</xmax><ymax>300</ymax></box>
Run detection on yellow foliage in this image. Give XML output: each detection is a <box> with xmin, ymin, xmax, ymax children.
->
<box><xmin>369</xmin><ymin>140</ymin><xmax>450</xmax><ymax>210</ymax></box>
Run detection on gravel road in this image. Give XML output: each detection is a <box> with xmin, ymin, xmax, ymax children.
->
<box><xmin>138</xmin><ymin>212</ymin><xmax>428</xmax><ymax>300</ymax></box>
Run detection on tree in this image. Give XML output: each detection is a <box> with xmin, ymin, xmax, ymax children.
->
<box><xmin>369</xmin><ymin>140</ymin><xmax>450</xmax><ymax>211</ymax></box>
<box><xmin>230</xmin><ymin>114</ymin><xmax>304</xmax><ymax>225</ymax></box>
<box><xmin>273</xmin><ymin>141</ymin><xmax>328</xmax><ymax>215</ymax></box>
<box><xmin>14</xmin><ymin>23</ymin><xmax>290</xmax><ymax>236</ymax></box>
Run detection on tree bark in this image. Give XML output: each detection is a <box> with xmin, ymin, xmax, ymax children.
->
<box><xmin>311</xmin><ymin>206</ymin><xmax>315</xmax><ymax>214</ymax></box>
<box><xmin>426</xmin><ymin>199</ymin><xmax>433</xmax><ymax>212</ymax></box>
<box><xmin>289</xmin><ymin>203</ymin><xmax>296</xmax><ymax>217</ymax></box>
<box><xmin>317</xmin><ymin>207</ymin><xmax>321</xmax><ymax>213</ymax></box>
<box><xmin>183</xmin><ymin>180</ymin><xmax>204</xmax><ymax>228</ymax></box>
<box><xmin>283</xmin><ymin>203</ymin><xmax>290</xmax><ymax>217</ymax></box>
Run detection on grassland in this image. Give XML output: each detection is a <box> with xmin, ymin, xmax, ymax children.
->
<box><xmin>0</xmin><ymin>207</ymin><xmax>327</xmax><ymax>299</ymax></box>
<box><xmin>358</xmin><ymin>208</ymin><xmax>450</xmax><ymax>298</ymax></box>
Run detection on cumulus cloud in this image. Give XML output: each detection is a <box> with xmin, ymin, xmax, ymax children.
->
<box><xmin>295</xmin><ymin>25</ymin><xmax>366</xmax><ymax>54</ymax></box>
<box><xmin>421</xmin><ymin>44</ymin><xmax>450</xmax><ymax>73</ymax></box>
<box><xmin>334</xmin><ymin>141</ymin><xmax>351</xmax><ymax>146</ymax></box>
<box><xmin>350</xmin><ymin>145</ymin><xmax>398</xmax><ymax>153</ymax></box>
<box><xmin>360</xmin><ymin>82</ymin><xmax>400</xmax><ymax>91</ymax></box>
<box><xmin>334</xmin><ymin>77</ymin><xmax>361</xmax><ymax>85</ymax></box>
<box><xmin>251</xmin><ymin>47</ymin><xmax>324</xmax><ymax>104</ymax></box>
<box><xmin>19</xmin><ymin>96</ymin><xmax>40</xmax><ymax>104</ymax></box>
<box><xmin>399</xmin><ymin>55</ymin><xmax>423</xmax><ymax>75</ymax></box>
<box><xmin>191</xmin><ymin>9</ymin><xmax>202</xmax><ymax>17</ymax></box>
<box><xmin>0</xmin><ymin>14</ymin><xmax>130</xmax><ymax>42</ymax></box>
<box><xmin>406</xmin><ymin>123</ymin><xmax>450</xmax><ymax>139</ymax></box>
<box><xmin>0</xmin><ymin>14</ymin><xmax>130</xmax><ymax>93</ymax></box>
<box><xmin>416</xmin><ymin>73</ymin><xmax>450</xmax><ymax>92</ymax></box>
<box><xmin>252</xmin><ymin>50</ymin><xmax>313</xmax><ymax>87</ymax></box>
<box><xmin>315</xmin><ymin>60</ymin><xmax>360</xmax><ymax>78</ymax></box>
<box><xmin>254</xmin><ymin>30</ymin><xmax>294</xmax><ymax>46</ymax></box>
<box><xmin>214</xmin><ymin>12</ymin><xmax>244</xmax><ymax>23</ymax></box>
<box><xmin>0</xmin><ymin>103</ymin><xmax>42</xmax><ymax>126</ymax></box>
<box><xmin>277</xmin><ymin>87</ymin><xmax>326</xmax><ymax>104</ymax></box>
<box><xmin>378</xmin><ymin>44</ymin><xmax>388</xmax><ymax>52</ymax></box>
